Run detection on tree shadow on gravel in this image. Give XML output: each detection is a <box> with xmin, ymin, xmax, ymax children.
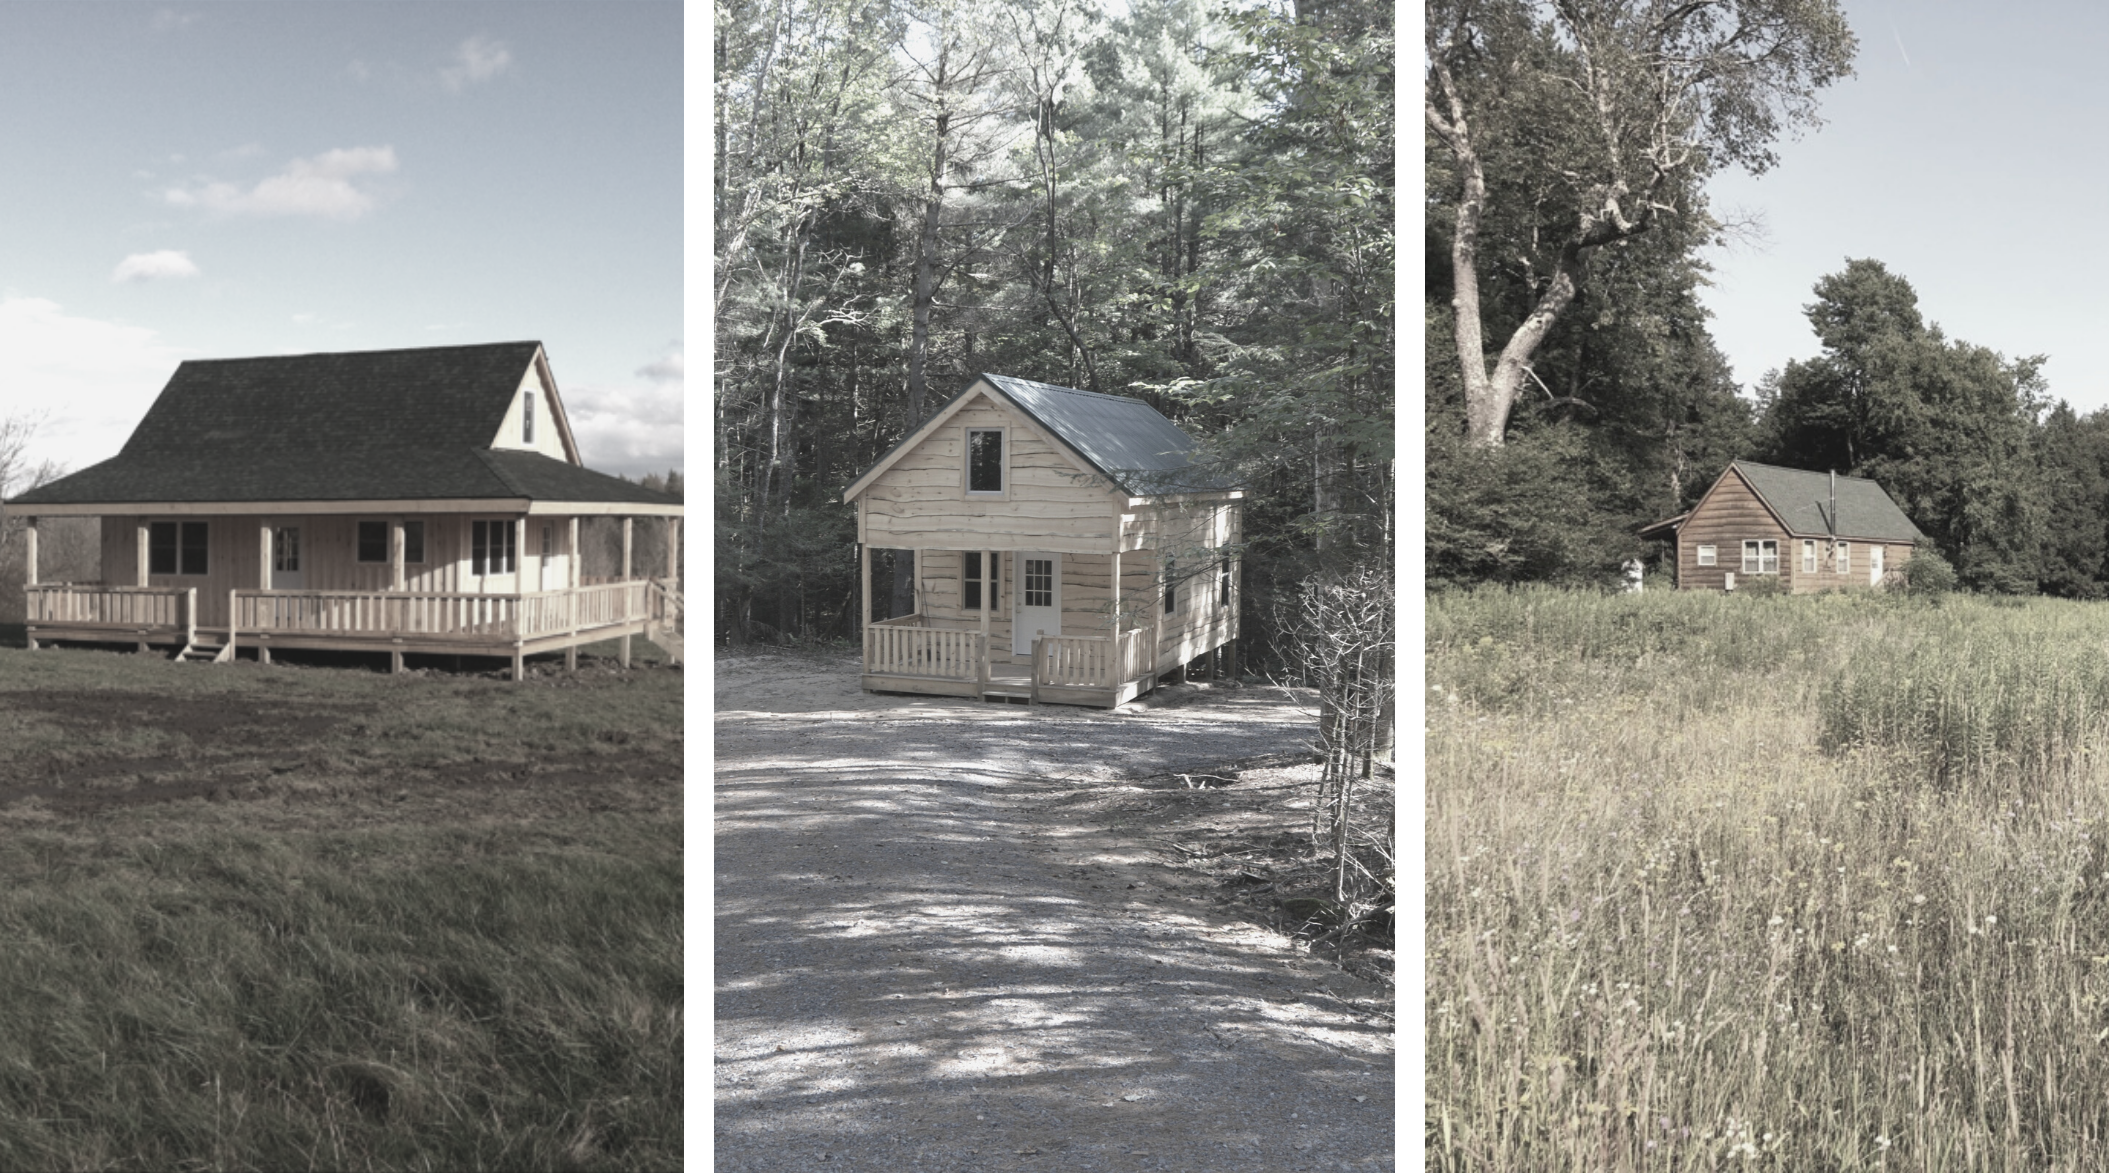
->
<box><xmin>714</xmin><ymin>696</ymin><xmax>1396</xmax><ymax>1173</ymax></box>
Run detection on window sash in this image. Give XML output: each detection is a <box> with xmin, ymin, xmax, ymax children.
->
<box><xmin>176</xmin><ymin>521</ymin><xmax>207</xmax><ymax>576</ymax></box>
<box><xmin>1164</xmin><ymin>558</ymin><xmax>1178</xmax><ymax>614</ymax></box>
<box><xmin>1801</xmin><ymin>540</ymin><xmax>1817</xmax><ymax>573</ymax></box>
<box><xmin>273</xmin><ymin>527</ymin><xmax>300</xmax><ymax>573</ymax></box>
<box><xmin>404</xmin><ymin>521</ymin><xmax>425</xmax><ymax>565</ymax></box>
<box><xmin>524</xmin><ymin>392</ymin><xmax>536</xmax><ymax>444</ymax></box>
<box><xmin>472</xmin><ymin>520</ymin><xmax>517</xmax><ymax>575</ymax></box>
<box><xmin>1743</xmin><ymin>540</ymin><xmax>1778</xmax><ymax>575</ymax></box>
<box><xmin>1696</xmin><ymin>544</ymin><xmax>1716</xmax><ymax>567</ymax></box>
<box><xmin>148</xmin><ymin>522</ymin><xmax>177</xmax><ymax>575</ymax></box>
<box><xmin>963</xmin><ymin>552</ymin><xmax>983</xmax><ymax>610</ymax></box>
<box><xmin>1218</xmin><ymin>554</ymin><xmax>1232</xmax><ymax>608</ymax></box>
<box><xmin>967</xmin><ymin>429</ymin><xmax>1003</xmax><ymax>493</ymax></box>
<box><xmin>357</xmin><ymin>520</ymin><xmax>388</xmax><ymax>563</ymax></box>
<box><xmin>1023</xmin><ymin>557</ymin><xmax>1052</xmax><ymax>608</ymax></box>
<box><xmin>1836</xmin><ymin>541</ymin><xmax>1850</xmax><ymax>573</ymax></box>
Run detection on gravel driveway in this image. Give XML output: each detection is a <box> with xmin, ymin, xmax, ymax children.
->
<box><xmin>713</xmin><ymin>653</ymin><xmax>1396</xmax><ymax>1171</ymax></box>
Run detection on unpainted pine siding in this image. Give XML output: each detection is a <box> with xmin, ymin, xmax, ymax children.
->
<box><xmin>100</xmin><ymin>513</ymin><xmax>578</xmax><ymax>627</ymax></box>
<box><xmin>1677</xmin><ymin>468</ymin><xmax>1792</xmax><ymax>591</ymax></box>
<box><xmin>860</xmin><ymin>394</ymin><xmax>1118</xmax><ymax>554</ymax></box>
<box><xmin>1782</xmin><ymin>535</ymin><xmax>1917</xmax><ymax>593</ymax></box>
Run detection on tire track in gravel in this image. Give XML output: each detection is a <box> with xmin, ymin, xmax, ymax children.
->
<box><xmin>714</xmin><ymin>666</ymin><xmax>1396</xmax><ymax>1173</ymax></box>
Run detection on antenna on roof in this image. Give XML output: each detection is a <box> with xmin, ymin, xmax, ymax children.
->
<box><xmin>1829</xmin><ymin>470</ymin><xmax>1837</xmax><ymax>535</ymax></box>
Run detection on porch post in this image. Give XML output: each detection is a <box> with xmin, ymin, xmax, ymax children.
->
<box><xmin>565</xmin><ymin>515</ymin><xmax>580</xmax><ymax>672</ymax></box>
<box><xmin>136</xmin><ymin>520</ymin><xmax>149</xmax><ymax>587</ymax></box>
<box><xmin>1109</xmin><ymin>546</ymin><xmax>1121</xmax><ymax>690</ymax></box>
<box><xmin>1151</xmin><ymin>547</ymin><xmax>1167</xmax><ymax>689</ymax></box>
<box><xmin>978</xmin><ymin>548</ymin><xmax>991</xmax><ymax>688</ymax></box>
<box><xmin>665</xmin><ymin>517</ymin><xmax>679</xmax><ymax>587</ymax></box>
<box><xmin>391</xmin><ymin>519</ymin><xmax>406</xmax><ymax>590</ymax></box>
<box><xmin>619</xmin><ymin>516</ymin><xmax>633</xmax><ymax>668</ymax></box>
<box><xmin>21</xmin><ymin>517</ymin><xmax>36</xmax><ymax>650</ymax></box>
<box><xmin>256</xmin><ymin>523</ymin><xmax>272</xmax><ymax>664</ymax></box>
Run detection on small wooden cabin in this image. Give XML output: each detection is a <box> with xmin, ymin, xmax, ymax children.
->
<box><xmin>842</xmin><ymin>374</ymin><xmax>1244</xmax><ymax>707</ymax></box>
<box><xmin>1640</xmin><ymin>460</ymin><xmax>1923</xmax><ymax>592</ymax></box>
<box><xmin>3</xmin><ymin>342</ymin><xmax>682</xmax><ymax>678</ymax></box>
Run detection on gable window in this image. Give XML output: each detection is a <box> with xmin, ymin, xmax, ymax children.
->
<box><xmin>524</xmin><ymin>392</ymin><xmax>536</xmax><ymax>444</ymax></box>
<box><xmin>149</xmin><ymin>521</ymin><xmax>208</xmax><ymax>576</ymax></box>
<box><xmin>403</xmin><ymin>521</ymin><xmax>425</xmax><ymax>564</ymax></box>
<box><xmin>1696</xmin><ymin>544</ymin><xmax>1716</xmax><ymax>567</ymax></box>
<box><xmin>1742</xmin><ymin>540</ymin><xmax>1778</xmax><ymax>575</ymax></box>
<box><xmin>1801</xmin><ymin>540</ymin><xmax>1817</xmax><ymax>574</ymax></box>
<box><xmin>357</xmin><ymin>520</ymin><xmax>388</xmax><ymax>563</ymax></box>
<box><xmin>963</xmin><ymin>551</ymin><xmax>985</xmax><ymax>610</ymax></box>
<box><xmin>967</xmin><ymin>429</ymin><xmax>1003</xmax><ymax>493</ymax></box>
<box><xmin>472</xmin><ymin>520</ymin><xmax>517</xmax><ymax>575</ymax></box>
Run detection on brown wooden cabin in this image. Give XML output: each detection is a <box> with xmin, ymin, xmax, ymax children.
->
<box><xmin>2</xmin><ymin>342</ymin><xmax>682</xmax><ymax>679</ymax></box>
<box><xmin>842</xmin><ymin>373</ymin><xmax>1244</xmax><ymax>708</ymax></box>
<box><xmin>1640</xmin><ymin>460</ymin><xmax>1923</xmax><ymax>591</ymax></box>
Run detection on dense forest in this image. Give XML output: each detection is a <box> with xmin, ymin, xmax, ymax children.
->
<box><xmin>1426</xmin><ymin>1</ymin><xmax>2109</xmax><ymax>597</ymax></box>
<box><xmin>715</xmin><ymin>0</ymin><xmax>1395</xmax><ymax>669</ymax></box>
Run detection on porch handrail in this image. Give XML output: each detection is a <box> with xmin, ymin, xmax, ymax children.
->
<box><xmin>26</xmin><ymin>583</ymin><xmax>189</xmax><ymax>628</ymax></box>
<box><xmin>1035</xmin><ymin>633</ymin><xmax>1116</xmax><ymax>690</ymax></box>
<box><xmin>865</xmin><ymin>624</ymin><xmax>981</xmax><ymax>679</ymax></box>
<box><xmin>871</xmin><ymin>612</ymin><xmax>924</xmax><ymax>628</ymax></box>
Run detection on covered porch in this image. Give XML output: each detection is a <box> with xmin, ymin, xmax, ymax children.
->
<box><xmin>857</xmin><ymin>544</ymin><xmax>1236</xmax><ymax>709</ymax></box>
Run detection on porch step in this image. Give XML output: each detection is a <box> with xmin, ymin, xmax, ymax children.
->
<box><xmin>645</xmin><ymin>623</ymin><xmax>684</xmax><ymax>665</ymax></box>
<box><xmin>172</xmin><ymin>640</ymin><xmax>223</xmax><ymax>664</ymax></box>
<box><xmin>982</xmin><ymin>688</ymin><xmax>1033</xmax><ymax>704</ymax></box>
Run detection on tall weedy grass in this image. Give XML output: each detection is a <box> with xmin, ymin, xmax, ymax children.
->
<box><xmin>1429</xmin><ymin>587</ymin><xmax>2109</xmax><ymax>1170</ymax></box>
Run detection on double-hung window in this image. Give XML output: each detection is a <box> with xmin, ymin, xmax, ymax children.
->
<box><xmin>1742</xmin><ymin>539</ymin><xmax>1778</xmax><ymax>575</ymax></box>
<box><xmin>1164</xmin><ymin>557</ymin><xmax>1179</xmax><ymax>614</ymax></box>
<box><xmin>963</xmin><ymin>552</ymin><xmax>986</xmax><ymax>610</ymax></box>
<box><xmin>1696</xmin><ymin>545</ymin><xmax>1717</xmax><ymax>567</ymax></box>
<box><xmin>357</xmin><ymin>520</ymin><xmax>389</xmax><ymax>563</ymax></box>
<box><xmin>1835</xmin><ymin>541</ymin><xmax>1850</xmax><ymax>574</ymax></box>
<box><xmin>1218</xmin><ymin>554</ymin><xmax>1232</xmax><ymax>608</ymax></box>
<box><xmin>149</xmin><ymin>521</ymin><xmax>208</xmax><ymax>576</ymax></box>
<box><xmin>472</xmin><ymin>520</ymin><xmax>517</xmax><ymax>575</ymax></box>
<box><xmin>1801</xmin><ymin>540</ymin><xmax>1817</xmax><ymax>574</ymax></box>
<box><xmin>966</xmin><ymin>429</ymin><xmax>1003</xmax><ymax>494</ymax></box>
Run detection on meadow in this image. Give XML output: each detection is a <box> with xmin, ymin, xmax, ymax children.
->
<box><xmin>0</xmin><ymin>632</ymin><xmax>681</xmax><ymax>1172</ymax></box>
<box><xmin>1427</xmin><ymin>587</ymin><xmax>2109</xmax><ymax>1170</ymax></box>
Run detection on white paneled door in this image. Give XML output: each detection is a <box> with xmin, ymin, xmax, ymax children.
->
<box><xmin>1013</xmin><ymin>552</ymin><xmax>1059</xmax><ymax>656</ymax></box>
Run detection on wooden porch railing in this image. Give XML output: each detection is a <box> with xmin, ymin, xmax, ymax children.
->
<box><xmin>1034</xmin><ymin>634</ymin><xmax>1114</xmax><ymax>689</ymax></box>
<box><xmin>229</xmin><ymin>582</ymin><xmax>652</xmax><ymax>640</ymax></box>
<box><xmin>27</xmin><ymin>585</ymin><xmax>191</xmax><ymax>630</ymax></box>
<box><xmin>866</xmin><ymin>623</ymin><xmax>982</xmax><ymax>679</ymax></box>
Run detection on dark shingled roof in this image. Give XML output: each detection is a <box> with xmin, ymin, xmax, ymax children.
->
<box><xmin>1732</xmin><ymin>461</ymin><xmax>1924</xmax><ymax>542</ymax></box>
<box><xmin>6</xmin><ymin>342</ymin><xmax>678</xmax><ymax>508</ymax></box>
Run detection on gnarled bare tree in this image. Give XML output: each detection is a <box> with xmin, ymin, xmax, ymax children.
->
<box><xmin>1427</xmin><ymin>0</ymin><xmax>1855</xmax><ymax>447</ymax></box>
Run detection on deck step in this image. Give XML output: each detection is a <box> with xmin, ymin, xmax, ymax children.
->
<box><xmin>172</xmin><ymin>641</ymin><xmax>223</xmax><ymax>664</ymax></box>
<box><xmin>645</xmin><ymin>624</ymin><xmax>684</xmax><ymax>665</ymax></box>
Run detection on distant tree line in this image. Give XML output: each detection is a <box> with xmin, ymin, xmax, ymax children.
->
<box><xmin>717</xmin><ymin>0</ymin><xmax>1394</xmax><ymax>668</ymax></box>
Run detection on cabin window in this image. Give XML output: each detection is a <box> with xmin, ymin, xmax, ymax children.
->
<box><xmin>963</xmin><ymin>551</ymin><xmax>984</xmax><ymax>610</ymax></box>
<box><xmin>967</xmin><ymin>429</ymin><xmax>1003</xmax><ymax>493</ymax></box>
<box><xmin>1218</xmin><ymin>554</ymin><xmax>1232</xmax><ymax>608</ymax></box>
<box><xmin>1696</xmin><ymin>544</ymin><xmax>1716</xmax><ymax>567</ymax></box>
<box><xmin>1836</xmin><ymin>541</ymin><xmax>1850</xmax><ymax>573</ymax></box>
<box><xmin>273</xmin><ymin>528</ymin><xmax>300</xmax><ymax>573</ymax></box>
<box><xmin>404</xmin><ymin>521</ymin><xmax>426</xmax><ymax>564</ymax></box>
<box><xmin>149</xmin><ymin>521</ymin><xmax>208</xmax><ymax>576</ymax></box>
<box><xmin>1801</xmin><ymin>540</ymin><xmax>1817</xmax><ymax>573</ymax></box>
<box><xmin>1164</xmin><ymin>557</ymin><xmax>1178</xmax><ymax>614</ymax></box>
<box><xmin>357</xmin><ymin>520</ymin><xmax>388</xmax><ymax>562</ymax></box>
<box><xmin>524</xmin><ymin>392</ymin><xmax>536</xmax><ymax>443</ymax></box>
<box><xmin>472</xmin><ymin>520</ymin><xmax>517</xmax><ymax>575</ymax></box>
<box><xmin>542</xmin><ymin>524</ymin><xmax>555</xmax><ymax>559</ymax></box>
<box><xmin>1742</xmin><ymin>540</ymin><xmax>1778</xmax><ymax>575</ymax></box>
<box><xmin>1023</xmin><ymin>557</ymin><xmax>1053</xmax><ymax>608</ymax></box>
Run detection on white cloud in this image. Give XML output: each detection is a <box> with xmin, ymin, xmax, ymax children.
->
<box><xmin>163</xmin><ymin>146</ymin><xmax>399</xmax><ymax>221</ymax></box>
<box><xmin>111</xmin><ymin>250</ymin><xmax>200</xmax><ymax>283</ymax></box>
<box><xmin>0</xmin><ymin>298</ymin><xmax>189</xmax><ymax>470</ymax></box>
<box><xmin>565</xmin><ymin>360</ymin><xmax>684</xmax><ymax>480</ymax></box>
<box><xmin>440</xmin><ymin>36</ymin><xmax>513</xmax><ymax>92</ymax></box>
<box><xmin>637</xmin><ymin>350</ymin><xmax>683</xmax><ymax>381</ymax></box>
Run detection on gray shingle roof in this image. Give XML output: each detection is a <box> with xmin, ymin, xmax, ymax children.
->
<box><xmin>1731</xmin><ymin>461</ymin><xmax>1924</xmax><ymax>542</ymax></box>
<box><xmin>5</xmin><ymin>343</ymin><xmax>677</xmax><ymax>509</ymax></box>
<box><xmin>979</xmin><ymin>374</ymin><xmax>1234</xmax><ymax>494</ymax></box>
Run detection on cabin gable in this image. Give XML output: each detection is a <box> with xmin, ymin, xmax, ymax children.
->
<box><xmin>486</xmin><ymin>348</ymin><xmax>580</xmax><ymax>464</ymax></box>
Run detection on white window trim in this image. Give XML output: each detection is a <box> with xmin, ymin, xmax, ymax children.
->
<box><xmin>1836</xmin><ymin>541</ymin><xmax>1850</xmax><ymax>574</ymax></box>
<box><xmin>964</xmin><ymin>426</ymin><xmax>1007</xmax><ymax>497</ymax></box>
<box><xmin>1742</xmin><ymin>539</ymin><xmax>1779</xmax><ymax>575</ymax></box>
<box><xmin>1801</xmin><ymin>539</ymin><xmax>1816</xmax><ymax>574</ymax></box>
<box><xmin>1696</xmin><ymin>544</ymin><xmax>1717</xmax><ymax>567</ymax></box>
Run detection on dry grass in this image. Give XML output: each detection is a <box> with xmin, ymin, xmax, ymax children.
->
<box><xmin>1427</xmin><ymin>587</ymin><xmax>2109</xmax><ymax>1170</ymax></box>
<box><xmin>0</xmin><ymin>634</ymin><xmax>682</xmax><ymax>1171</ymax></box>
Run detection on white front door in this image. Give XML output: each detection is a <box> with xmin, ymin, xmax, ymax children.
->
<box><xmin>1013</xmin><ymin>552</ymin><xmax>1060</xmax><ymax>655</ymax></box>
<box><xmin>1870</xmin><ymin>544</ymin><xmax>1885</xmax><ymax>586</ymax></box>
<box><xmin>271</xmin><ymin>526</ymin><xmax>304</xmax><ymax>590</ymax></box>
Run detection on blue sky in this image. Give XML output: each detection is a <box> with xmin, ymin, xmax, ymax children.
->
<box><xmin>1699</xmin><ymin>1</ymin><xmax>2109</xmax><ymax>413</ymax></box>
<box><xmin>0</xmin><ymin>2</ymin><xmax>682</xmax><ymax>480</ymax></box>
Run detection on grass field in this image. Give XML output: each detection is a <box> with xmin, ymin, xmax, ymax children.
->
<box><xmin>0</xmin><ymin>631</ymin><xmax>682</xmax><ymax>1172</ymax></box>
<box><xmin>1428</xmin><ymin>587</ymin><xmax>2109</xmax><ymax>1170</ymax></box>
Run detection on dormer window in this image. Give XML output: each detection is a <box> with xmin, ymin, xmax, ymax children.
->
<box><xmin>524</xmin><ymin>392</ymin><xmax>536</xmax><ymax>444</ymax></box>
<box><xmin>967</xmin><ymin>429</ymin><xmax>1003</xmax><ymax>493</ymax></box>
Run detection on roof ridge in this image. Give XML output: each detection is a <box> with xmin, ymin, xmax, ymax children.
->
<box><xmin>983</xmin><ymin>372</ymin><xmax>1142</xmax><ymax>402</ymax></box>
<box><xmin>179</xmin><ymin>340</ymin><xmax>541</xmax><ymax>367</ymax></box>
<box><xmin>1733</xmin><ymin>458</ymin><xmax>1881</xmax><ymax>482</ymax></box>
